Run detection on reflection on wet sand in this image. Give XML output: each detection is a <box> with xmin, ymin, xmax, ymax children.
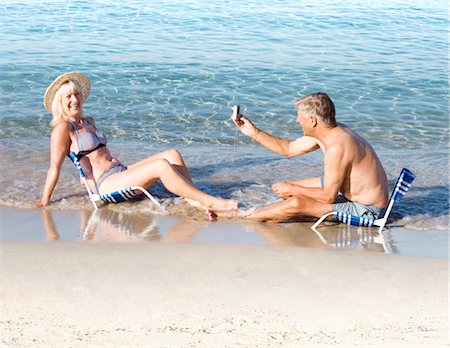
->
<box><xmin>81</xmin><ymin>209</ymin><xmax>159</xmax><ymax>242</ymax></box>
<box><xmin>83</xmin><ymin>209</ymin><xmax>203</xmax><ymax>243</ymax></box>
<box><xmin>41</xmin><ymin>209</ymin><xmax>59</xmax><ymax>241</ymax></box>
<box><xmin>246</xmin><ymin>221</ymin><xmax>393</xmax><ymax>253</ymax></box>
<box><xmin>247</xmin><ymin>221</ymin><xmax>329</xmax><ymax>249</ymax></box>
<box><xmin>310</xmin><ymin>223</ymin><xmax>396</xmax><ymax>253</ymax></box>
<box><xmin>41</xmin><ymin>209</ymin><xmax>396</xmax><ymax>254</ymax></box>
<box><xmin>163</xmin><ymin>220</ymin><xmax>202</xmax><ymax>243</ymax></box>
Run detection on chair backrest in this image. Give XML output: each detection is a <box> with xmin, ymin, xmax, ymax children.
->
<box><xmin>382</xmin><ymin>168</ymin><xmax>416</xmax><ymax>222</ymax></box>
<box><xmin>68</xmin><ymin>151</ymin><xmax>86</xmax><ymax>177</ymax></box>
<box><xmin>389</xmin><ymin>168</ymin><xmax>416</xmax><ymax>203</ymax></box>
<box><xmin>68</xmin><ymin>151</ymin><xmax>96</xmax><ymax>197</ymax></box>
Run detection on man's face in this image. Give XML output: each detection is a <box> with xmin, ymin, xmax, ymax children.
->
<box><xmin>296</xmin><ymin>107</ymin><xmax>310</xmax><ymax>135</ymax></box>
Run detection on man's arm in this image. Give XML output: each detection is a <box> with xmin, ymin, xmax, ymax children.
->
<box><xmin>272</xmin><ymin>145</ymin><xmax>348</xmax><ymax>203</ymax></box>
<box><xmin>236</xmin><ymin>115</ymin><xmax>319</xmax><ymax>157</ymax></box>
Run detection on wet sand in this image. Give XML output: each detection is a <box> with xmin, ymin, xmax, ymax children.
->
<box><xmin>1</xmin><ymin>206</ymin><xmax>448</xmax><ymax>346</ymax></box>
<box><xmin>1</xmin><ymin>206</ymin><xmax>448</xmax><ymax>258</ymax></box>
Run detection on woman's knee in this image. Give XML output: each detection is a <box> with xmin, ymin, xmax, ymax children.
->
<box><xmin>164</xmin><ymin>148</ymin><xmax>182</xmax><ymax>162</ymax></box>
<box><xmin>146</xmin><ymin>158</ymin><xmax>171</xmax><ymax>176</ymax></box>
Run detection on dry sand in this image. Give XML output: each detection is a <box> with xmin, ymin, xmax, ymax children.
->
<box><xmin>1</xmin><ymin>241</ymin><xmax>448</xmax><ymax>347</ymax></box>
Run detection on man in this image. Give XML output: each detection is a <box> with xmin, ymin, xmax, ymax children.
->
<box><xmin>212</xmin><ymin>92</ymin><xmax>388</xmax><ymax>222</ymax></box>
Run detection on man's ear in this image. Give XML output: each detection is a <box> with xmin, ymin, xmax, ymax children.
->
<box><xmin>309</xmin><ymin>115</ymin><xmax>318</xmax><ymax>127</ymax></box>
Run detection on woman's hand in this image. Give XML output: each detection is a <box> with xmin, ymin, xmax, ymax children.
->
<box><xmin>36</xmin><ymin>199</ymin><xmax>49</xmax><ymax>208</ymax></box>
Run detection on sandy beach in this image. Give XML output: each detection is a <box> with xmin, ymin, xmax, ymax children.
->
<box><xmin>1</xmin><ymin>241</ymin><xmax>448</xmax><ymax>347</ymax></box>
<box><xmin>1</xmin><ymin>1</ymin><xmax>448</xmax><ymax>347</ymax></box>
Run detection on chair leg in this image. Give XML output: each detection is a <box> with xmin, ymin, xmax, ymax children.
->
<box><xmin>131</xmin><ymin>186</ymin><xmax>161</xmax><ymax>207</ymax></box>
<box><xmin>89</xmin><ymin>197</ymin><xmax>98</xmax><ymax>209</ymax></box>
<box><xmin>311</xmin><ymin>211</ymin><xmax>337</xmax><ymax>230</ymax></box>
<box><xmin>374</xmin><ymin>218</ymin><xmax>387</xmax><ymax>234</ymax></box>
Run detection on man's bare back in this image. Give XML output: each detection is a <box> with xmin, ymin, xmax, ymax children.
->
<box><xmin>321</xmin><ymin>124</ymin><xmax>388</xmax><ymax>208</ymax></box>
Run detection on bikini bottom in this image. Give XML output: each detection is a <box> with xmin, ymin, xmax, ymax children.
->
<box><xmin>94</xmin><ymin>163</ymin><xmax>127</xmax><ymax>194</ymax></box>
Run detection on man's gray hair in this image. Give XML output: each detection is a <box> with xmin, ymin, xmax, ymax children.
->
<box><xmin>295</xmin><ymin>92</ymin><xmax>336</xmax><ymax>126</ymax></box>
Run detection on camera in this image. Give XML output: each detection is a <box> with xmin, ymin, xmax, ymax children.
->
<box><xmin>231</xmin><ymin>105</ymin><xmax>241</xmax><ymax>121</ymax></box>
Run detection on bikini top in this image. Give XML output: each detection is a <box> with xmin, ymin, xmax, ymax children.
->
<box><xmin>68</xmin><ymin>119</ymin><xmax>107</xmax><ymax>159</ymax></box>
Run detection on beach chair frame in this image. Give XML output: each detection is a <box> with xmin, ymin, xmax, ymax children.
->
<box><xmin>68</xmin><ymin>151</ymin><xmax>160</xmax><ymax>209</ymax></box>
<box><xmin>312</xmin><ymin>168</ymin><xmax>416</xmax><ymax>233</ymax></box>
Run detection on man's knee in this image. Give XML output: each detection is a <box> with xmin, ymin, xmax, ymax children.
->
<box><xmin>284</xmin><ymin>197</ymin><xmax>304</xmax><ymax>213</ymax></box>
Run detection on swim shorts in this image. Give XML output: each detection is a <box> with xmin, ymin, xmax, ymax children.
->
<box><xmin>332</xmin><ymin>195</ymin><xmax>382</xmax><ymax>220</ymax></box>
<box><xmin>320</xmin><ymin>177</ymin><xmax>382</xmax><ymax>220</ymax></box>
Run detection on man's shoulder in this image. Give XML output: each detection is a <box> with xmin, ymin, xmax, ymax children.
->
<box><xmin>335</xmin><ymin>124</ymin><xmax>367</xmax><ymax>145</ymax></box>
<box><xmin>326</xmin><ymin>125</ymin><xmax>365</xmax><ymax>157</ymax></box>
<box><xmin>327</xmin><ymin>125</ymin><xmax>352</xmax><ymax>145</ymax></box>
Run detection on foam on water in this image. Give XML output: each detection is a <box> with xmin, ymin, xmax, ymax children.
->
<box><xmin>0</xmin><ymin>139</ymin><xmax>448</xmax><ymax>231</ymax></box>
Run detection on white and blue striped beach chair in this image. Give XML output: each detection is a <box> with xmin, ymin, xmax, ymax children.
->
<box><xmin>69</xmin><ymin>151</ymin><xmax>160</xmax><ymax>209</ymax></box>
<box><xmin>312</xmin><ymin>168</ymin><xmax>416</xmax><ymax>233</ymax></box>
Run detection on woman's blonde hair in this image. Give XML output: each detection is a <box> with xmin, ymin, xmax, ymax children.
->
<box><xmin>50</xmin><ymin>80</ymin><xmax>84</xmax><ymax>127</ymax></box>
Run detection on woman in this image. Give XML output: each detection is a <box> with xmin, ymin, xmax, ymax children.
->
<box><xmin>37</xmin><ymin>71</ymin><xmax>237</xmax><ymax>211</ymax></box>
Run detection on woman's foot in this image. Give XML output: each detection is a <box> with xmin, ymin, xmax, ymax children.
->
<box><xmin>207</xmin><ymin>208</ymin><xmax>247</xmax><ymax>221</ymax></box>
<box><xmin>184</xmin><ymin>198</ymin><xmax>208</xmax><ymax>209</ymax></box>
<box><xmin>185</xmin><ymin>197</ymin><xmax>238</xmax><ymax>211</ymax></box>
<box><xmin>209</xmin><ymin>198</ymin><xmax>238</xmax><ymax>211</ymax></box>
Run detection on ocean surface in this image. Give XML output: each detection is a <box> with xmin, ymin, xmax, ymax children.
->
<box><xmin>1</xmin><ymin>0</ymin><xmax>448</xmax><ymax>233</ymax></box>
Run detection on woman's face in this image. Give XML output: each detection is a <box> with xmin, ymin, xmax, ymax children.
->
<box><xmin>62</xmin><ymin>88</ymin><xmax>83</xmax><ymax>119</ymax></box>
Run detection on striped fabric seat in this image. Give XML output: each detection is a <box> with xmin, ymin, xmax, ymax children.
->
<box><xmin>334</xmin><ymin>212</ymin><xmax>376</xmax><ymax>227</ymax></box>
<box><xmin>100</xmin><ymin>187</ymin><xmax>141</xmax><ymax>203</ymax></box>
<box><xmin>312</xmin><ymin>168</ymin><xmax>416</xmax><ymax>232</ymax></box>
<box><xmin>68</xmin><ymin>151</ymin><xmax>160</xmax><ymax>209</ymax></box>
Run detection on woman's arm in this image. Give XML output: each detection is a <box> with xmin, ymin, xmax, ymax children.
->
<box><xmin>38</xmin><ymin>122</ymin><xmax>71</xmax><ymax>207</ymax></box>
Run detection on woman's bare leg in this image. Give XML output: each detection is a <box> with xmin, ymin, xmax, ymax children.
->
<box><xmin>128</xmin><ymin>149</ymin><xmax>193</xmax><ymax>183</ymax></box>
<box><xmin>99</xmin><ymin>159</ymin><xmax>237</xmax><ymax>211</ymax></box>
<box><xmin>128</xmin><ymin>149</ymin><xmax>198</xmax><ymax>206</ymax></box>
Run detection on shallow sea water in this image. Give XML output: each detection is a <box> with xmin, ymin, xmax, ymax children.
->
<box><xmin>0</xmin><ymin>0</ymin><xmax>448</xmax><ymax>249</ymax></box>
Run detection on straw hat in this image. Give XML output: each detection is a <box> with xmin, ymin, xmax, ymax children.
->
<box><xmin>43</xmin><ymin>72</ymin><xmax>91</xmax><ymax>111</ymax></box>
